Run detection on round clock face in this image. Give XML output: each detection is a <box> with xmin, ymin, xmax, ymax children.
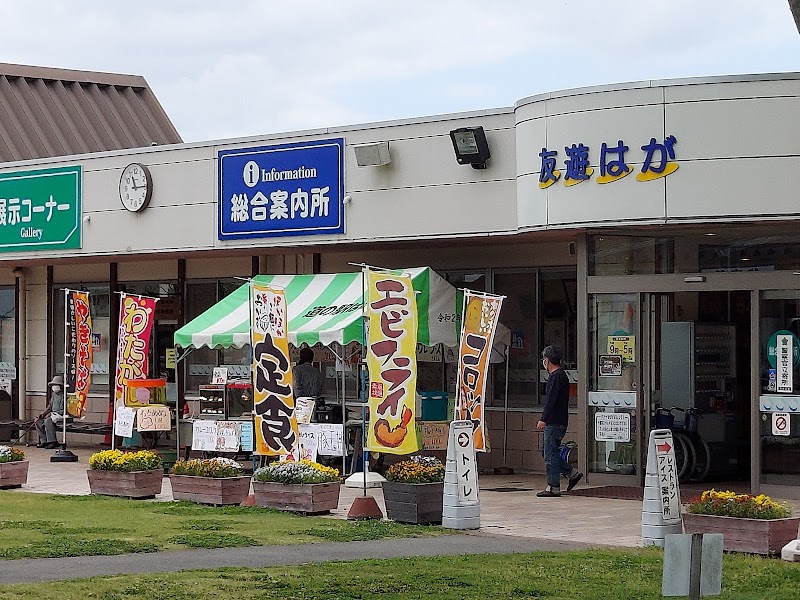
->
<box><xmin>119</xmin><ymin>163</ymin><xmax>152</xmax><ymax>212</ymax></box>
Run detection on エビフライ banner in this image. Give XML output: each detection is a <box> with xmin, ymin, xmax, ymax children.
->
<box><xmin>365</xmin><ymin>270</ymin><xmax>420</xmax><ymax>455</ymax></box>
<box><xmin>455</xmin><ymin>291</ymin><xmax>504</xmax><ymax>452</ymax></box>
<box><xmin>250</xmin><ymin>283</ymin><xmax>299</xmax><ymax>455</ymax></box>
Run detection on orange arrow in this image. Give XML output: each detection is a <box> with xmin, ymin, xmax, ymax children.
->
<box><xmin>656</xmin><ymin>442</ymin><xmax>672</xmax><ymax>453</ymax></box>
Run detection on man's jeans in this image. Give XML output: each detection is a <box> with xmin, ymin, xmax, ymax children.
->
<box><xmin>543</xmin><ymin>424</ymin><xmax>572</xmax><ymax>490</ymax></box>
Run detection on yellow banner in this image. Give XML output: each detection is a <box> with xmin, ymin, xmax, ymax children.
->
<box><xmin>455</xmin><ymin>291</ymin><xmax>503</xmax><ymax>452</ymax></box>
<box><xmin>365</xmin><ymin>271</ymin><xmax>420</xmax><ymax>454</ymax></box>
<box><xmin>250</xmin><ymin>284</ymin><xmax>299</xmax><ymax>455</ymax></box>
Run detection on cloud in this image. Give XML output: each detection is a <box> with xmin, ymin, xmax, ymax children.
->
<box><xmin>0</xmin><ymin>0</ymin><xmax>796</xmax><ymax>141</ymax></box>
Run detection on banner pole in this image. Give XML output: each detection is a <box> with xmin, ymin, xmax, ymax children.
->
<box><xmin>112</xmin><ymin>293</ymin><xmax>125</xmax><ymax>451</ymax></box>
<box><xmin>361</xmin><ymin>266</ymin><xmax>368</xmax><ymax>497</ymax></box>
<box><xmin>62</xmin><ymin>288</ymin><xmax>69</xmax><ymax>447</ymax></box>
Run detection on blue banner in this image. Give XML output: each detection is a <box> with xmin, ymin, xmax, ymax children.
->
<box><xmin>218</xmin><ymin>138</ymin><xmax>345</xmax><ymax>239</ymax></box>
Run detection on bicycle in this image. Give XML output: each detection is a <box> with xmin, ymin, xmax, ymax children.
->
<box><xmin>654</xmin><ymin>406</ymin><xmax>711</xmax><ymax>483</ymax></box>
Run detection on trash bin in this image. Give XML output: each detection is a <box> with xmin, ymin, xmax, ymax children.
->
<box><xmin>420</xmin><ymin>392</ymin><xmax>448</xmax><ymax>421</ymax></box>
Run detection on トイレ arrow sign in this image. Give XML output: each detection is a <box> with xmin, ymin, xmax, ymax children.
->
<box><xmin>656</xmin><ymin>441</ymin><xmax>672</xmax><ymax>453</ymax></box>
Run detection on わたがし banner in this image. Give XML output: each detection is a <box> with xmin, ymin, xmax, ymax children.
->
<box><xmin>114</xmin><ymin>294</ymin><xmax>156</xmax><ymax>406</ymax></box>
<box><xmin>250</xmin><ymin>283</ymin><xmax>299</xmax><ymax>455</ymax></box>
<box><xmin>365</xmin><ymin>270</ymin><xmax>420</xmax><ymax>455</ymax></box>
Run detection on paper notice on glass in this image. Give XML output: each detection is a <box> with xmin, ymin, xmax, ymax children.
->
<box><xmin>136</xmin><ymin>405</ymin><xmax>171</xmax><ymax>431</ymax></box>
<box><xmin>115</xmin><ymin>406</ymin><xmax>136</xmax><ymax>438</ymax></box>
<box><xmin>240</xmin><ymin>420</ymin><xmax>254</xmax><ymax>451</ymax></box>
<box><xmin>297</xmin><ymin>423</ymin><xmax>319</xmax><ymax>462</ymax></box>
<box><xmin>316</xmin><ymin>423</ymin><xmax>344</xmax><ymax>456</ymax></box>
<box><xmin>192</xmin><ymin>420</ymin><xmax>218</xmax><ymax>451</ymax></box>
<box><xmin>295</xmin><ymin>397</ymin><xmax>316</xmax><ymax>424</ymax></box>
<box><xmin>215</xmin><ymin>421</ymin><xmax>242</xmax><ymax>452</ymax></box>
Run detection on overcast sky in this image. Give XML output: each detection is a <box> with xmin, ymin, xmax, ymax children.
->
<box><xmin>1</xmin><ymin>1</ymin><xmax>798</xmax><ymax>142</ymax></box>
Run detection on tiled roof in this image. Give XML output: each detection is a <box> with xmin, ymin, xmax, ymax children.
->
<box><xmin>0</xmin><ymin>62</ymin><xmax>182</xmax><ymax>162</ymax></box>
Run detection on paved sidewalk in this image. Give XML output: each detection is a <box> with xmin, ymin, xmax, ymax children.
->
<box><xmin>0</xmin><ymin>532</ymin><xmax>592</xmax><ymax>585</ymax></box>
<box><xmin>15</xmin><ymin>444</ymin><xmax>645</xmax><ymax>548</ymax></box>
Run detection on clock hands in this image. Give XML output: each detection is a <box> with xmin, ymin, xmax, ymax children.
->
<box><xmin>129</xmin><ymin>174</ymin><xmax>140</xmax><ymax>191</ymax></box>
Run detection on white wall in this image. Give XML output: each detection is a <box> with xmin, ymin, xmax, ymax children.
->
<box><xmin>0</xmin><ymin>109</ymin><xmax>517</xmax><ymax>266</ymax></box>
<box><xmin>516</xmin><ymin>74</ymin><xmax>800</xmax><ymax>230</ymax></box>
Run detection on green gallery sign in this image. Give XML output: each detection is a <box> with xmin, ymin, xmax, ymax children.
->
<box><xmin>0</xmin><ymin>165</ymin><xmax>81</xmax><ymax>253</ymax></box>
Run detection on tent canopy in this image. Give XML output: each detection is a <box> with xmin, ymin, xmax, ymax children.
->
<box><xmin>175</xmin><ymin>267</ymin><xmax>471</xmax><ymax>351</ymax></box>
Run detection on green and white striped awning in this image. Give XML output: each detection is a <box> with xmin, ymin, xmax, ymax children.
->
<box><xmin>174</xmin><ymin>267</ymin><xmax>461</xmax><ymax>350</ymax></box>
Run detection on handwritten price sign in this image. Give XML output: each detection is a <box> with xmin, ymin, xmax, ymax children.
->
<box><xmin>136</xmin><ymin>405</ymin><xmax>171</xmax><ymax>431</ymax></box>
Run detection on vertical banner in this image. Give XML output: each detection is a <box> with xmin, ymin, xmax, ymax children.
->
<box><xmin>365</xmin><ymin>270</ymin><xmax>420</xmax><ymax>454</ymax></box>
<box><xmin>250</xmin><ymin>283</ymin><xmax>299</xmax><ymax>455</ymax></box>
<box><xmin>65</xmin><ymin>291</ymin><xmax>93</xmax><ymax>417</ymax></box>
<box><xmin>114</xmin><ymin>294</ymin><xmax>157</xmax><ymax>406</ymax></box>
<box><xmin>455</xmin><ymin>291</ymin><xmax>504</xmax><ymax>452</ymax></box>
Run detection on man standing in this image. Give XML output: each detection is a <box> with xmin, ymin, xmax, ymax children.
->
<box><xmin>293</xmin><ymin>347</ymin><xmax>324</xmax><ymax>398</ymax></box>
<box><xmin>536</xmin><ymin>345</ymin><xmax>583</xmax><ymax>497</ymax></box>
<box><xmin>36</xmin><ymin>375</ymin><xmax>65</xmax><ymax>449</ymax></box>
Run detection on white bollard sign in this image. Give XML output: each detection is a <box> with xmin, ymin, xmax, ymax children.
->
<box><xmin>453</xmin><ymin>421</ymin><xmax>479</xmax><ymax>504</ymax></box>
<box><xmin>655</xmin><ymin>432</ymin><xmax>682</xmax><ymax>525</ymax></box>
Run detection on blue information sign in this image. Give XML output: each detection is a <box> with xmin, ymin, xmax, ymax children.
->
<box><xmin>218</xmin><ymin>138</ymin><xmax>345</xmax><ymax>239</ymax></box>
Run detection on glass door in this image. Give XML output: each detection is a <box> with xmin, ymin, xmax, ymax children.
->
<box><xmin>588</xmin><ymin>293</ymin><xmax>641</xmax><ymax>485</ymax></box>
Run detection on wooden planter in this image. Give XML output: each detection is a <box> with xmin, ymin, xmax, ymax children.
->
<box><xmin>683</xmin><ymin>512</ymin><xmax>800</xmax><ymax>555</ymax></box>
<box><xmin>252</xmin><ymin>481</ymin><xmax>340</xmax><ymax>514</ymax></box>
<box><xmin>169</xmin><ymin>474</ymin><xmax>251</xmax><ymax>506</ymax></box>
<box><xmin>0</xmin><ymin>460</ymin><xmax>29</xmax><ymax>489</ymax></box>
<box><xmin>383</xmin><ymin>481</ymin><xmax>444</xmax><ymax>524</ymax></box>
<box><xmin>87</xmin><ymin>469</ymin><xmax>164</xmax><ymax>499</ymax></box>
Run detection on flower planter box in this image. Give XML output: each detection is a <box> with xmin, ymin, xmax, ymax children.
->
<box><xmin>252</xmin><ymin>481</ymin><xmax>341</xmax><ymax>514</ymax></box>
<box><xmin>0</xmin><ymin>460</ymin><xmax>28</xmax><ymax>489</ymax></box>
<box><xmin>382</xmin><ymin>481</ymin><xmax>443</xmax><ymax>524</ymax></box>
<box><xmin>169</xmin><ymin>474</ymin><xmax>251</xmax><ymax>506</ymax></box>
<box><xmin>683</xmin><ymin>512</ymin><xmax>800</xmax><ymax>555</ymax></box>
<box><xmin>87</xmin><ymin>469</ymin><xmax>164</xmax><ymax>499</ymax></box>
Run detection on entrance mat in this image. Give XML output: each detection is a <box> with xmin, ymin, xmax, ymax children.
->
<box><xmin>483</xmin><ymin>487</ymin><xmax>536</xmax><ymax>493</ymax></box>
<box><xmin>568</xmin><ymin>486</ymin><xmax>643</xmax><ymax>500</ymax></box>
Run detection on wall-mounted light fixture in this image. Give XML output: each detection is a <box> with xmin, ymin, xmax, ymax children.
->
<box><xmin>684</xmin><ymin>275</ymin><xmax>706</xmax><ymax>283</ymax></box>
<box><xmin>449</xmin><ymin>126</ymin><xmax>490</xmax><ymax>169</ymax></box>
<box><xmin>354</xmin><ymin>141</ymin><xmax>391</xmax><ymax>167</ymax></box>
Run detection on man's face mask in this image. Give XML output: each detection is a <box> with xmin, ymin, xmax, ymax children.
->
<box><xmin>51</xmin><ymin>385</ymin><xmax>62</xmax><ymax>393</ymax></box>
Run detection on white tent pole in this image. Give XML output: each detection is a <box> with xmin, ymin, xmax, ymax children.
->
<box><xmin>503</xmin><ymin>345</ymin><xmax>510</xmax><ymax>466</ymax></box>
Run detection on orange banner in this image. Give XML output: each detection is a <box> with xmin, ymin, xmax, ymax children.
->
<box><xmin>455</xmin><ymin>291</ymin><xmax>503</xmax><ymax>452</ymax></box>
<box><xmin>114</xmin><ymin>294</ymin><xmax>157</xmax><ymax>406</ymax></box>
<box><xmin>365</xmin><ymin>271</ymin><xmax>420</xmax><ymax>454</ymax></box>
<box><xmin>250</xmin><ymin>283</ymin><xmax>299</xmax><ymax>455</ymax></box>
<box><xmin>66</xmin><ymin>291</ymin><xmax>93</xmax><ymax>417</ymax></box>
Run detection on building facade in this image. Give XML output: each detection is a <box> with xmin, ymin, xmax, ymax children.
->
<box><xmin>1</xmin><ymin>73</ymin><xmax>799</xmax><ymax>496</ymax></box>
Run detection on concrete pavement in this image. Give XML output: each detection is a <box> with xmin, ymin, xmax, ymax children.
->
<box><xmin>14</xmin><ymin>444</ymin><xmax>645</xmax><ymax>548</ymax></box>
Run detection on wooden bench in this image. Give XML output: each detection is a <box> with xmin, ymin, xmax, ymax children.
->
<box><xmin>0</xmin><ymin>418</ymin><xmax>111</xmax><ymax>443</ymax></box>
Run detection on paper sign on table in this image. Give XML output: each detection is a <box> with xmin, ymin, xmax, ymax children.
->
<box><xmin>240</xmin><ymin>421</ymin><xmax>254</xmax><ymax>451</ymax></box>
<box><xmin>295</xmin><ymin>397</ymin><xmax>316</xmax><ymax>424</ymax></box>
<box><xmin>297</xmin><ymin>423</ymin><xmax>319</xmax><ymax>462</ymax></box>
<box><xmin>192</xmin><ymin>420</ymin><xmax>218</xmax><ymax>451</ymax></box>
<box><xmin>136</xmin><ymin>405</ymin><xmax>171</xmax><ymax>431</ymax></box>
<box><xmin>215</xmin><ymin>421</ymin><xmax>242</xmax><ymax>452</ymax></box>
<box><xmin>115</xmin><ymin>406</ymin><xmax>136</xmax><ymax>438</ymax></box>
<box><xmin>316</xmin><ymin>423</ymin><xmax>344</xmax><ymax>456</ymax></box>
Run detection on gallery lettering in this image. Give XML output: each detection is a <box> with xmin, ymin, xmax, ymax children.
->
<box><xmin>19</xmin><ymin>227</ymin><xmax>43</xmax><ymax>239</ymax></box>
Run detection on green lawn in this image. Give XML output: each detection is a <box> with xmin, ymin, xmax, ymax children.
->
<box><xmin>1</xmin><ymin>550</ymin><xmax>800</xmax><ymax>599</ymax></box>
<box><xmin>0</xmin><ymin>492</ymin><xmax>441</xmax><ymax>559</ymax></box>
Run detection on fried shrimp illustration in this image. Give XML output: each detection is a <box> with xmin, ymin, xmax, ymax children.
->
<box><xmin>374</xmin><ymin>405</ymin><xmax>413</xmax><ymax>448</ymax></box>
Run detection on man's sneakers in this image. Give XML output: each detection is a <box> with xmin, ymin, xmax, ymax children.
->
<box><xmin>567</xmin><ymin>471</ymin><xmax>584</xmax><ymax>492</ymax></box>
<box><xmin>536</xmin><ymin>489</ymin><xmax>561</xmax><ymax>497</ymax></box>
